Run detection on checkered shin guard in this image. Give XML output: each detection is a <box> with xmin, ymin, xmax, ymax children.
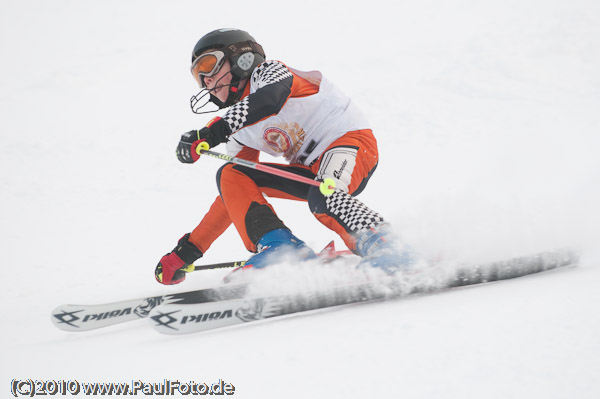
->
<box><xmin>326</xmin><ymin>191</ymin><xmax>385</xmax><ymax>234</ymax></box>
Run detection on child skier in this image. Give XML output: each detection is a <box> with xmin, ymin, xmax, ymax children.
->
<box><xmin>155</xmin><ymin>28</ymin><xmax>415</xmax><ymax>285</ymax></box>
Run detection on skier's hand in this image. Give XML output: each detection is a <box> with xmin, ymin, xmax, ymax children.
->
<box><xmin>176</xmin><ymin>117</ymin><xmax>231</xmax><ymax>163</ymax></box>
<box><xmin>155</xmin><ymin>234</ymin><xmax>203</xmax><ymax>285</ymax></box>
<box><xmin>176</xmin><ymin>130</ymin><xmax>207</xmax><ymax>163</ymax></box>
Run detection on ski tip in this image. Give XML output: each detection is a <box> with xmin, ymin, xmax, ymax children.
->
<box><xmin>51</xmin><ymin>305</ymin><xmax>87</xmax><ymax>331</ymax></box>
<box><xmin>50</xmin><ymin>302</ymin><xmax>144</xmax><ymax>332</ymax></box>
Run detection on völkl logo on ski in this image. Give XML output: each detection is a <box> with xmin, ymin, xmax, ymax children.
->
<box><xmin>150</xmin><ymin>308</ymin><xmax>236</xmax><ymax>331</ymax></box>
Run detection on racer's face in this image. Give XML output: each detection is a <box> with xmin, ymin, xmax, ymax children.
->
<box><xmin>202</xmin><ymin>59</ymin><xmax>232</xmax><ymax>103</ymax></box>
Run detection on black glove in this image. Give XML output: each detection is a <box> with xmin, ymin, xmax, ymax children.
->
<box><xmin>176</xmin><ymin>130</ymin><xmax>205</xmax><ymax>163</ymax></box>
<box><xmin>176</xmin><ymin>117</ymin><xmax>231</xmax><ymax>163</ymax></box>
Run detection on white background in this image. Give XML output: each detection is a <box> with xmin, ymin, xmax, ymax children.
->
<box><xmin>1</xmin><ymin>0</ymin><xmax>599</xmax><ymax>398</ymax></box>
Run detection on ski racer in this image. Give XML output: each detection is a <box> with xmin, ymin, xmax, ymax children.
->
<box><xmin>155</xmin><ymin>28</ymin><xmax>417</xmax><ymax>285</ymax></box>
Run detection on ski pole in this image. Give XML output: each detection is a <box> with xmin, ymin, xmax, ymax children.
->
<box><xmin>178</xmin><ymin>260</ymin><xmax>245</xmax><ymax>274</ymax></box>
<box><xmin>183</xmin><ymin>241</ymin><xmax>354</xmax><ymax>273</ymax></box>
<box><xmin>195</xmin><ymin>142</ymin><xmax>336</xmax><ymax>196</ymax></box>
<box><xmin>194</xmin><ymin>261</ymin><xmax>245</xmax><ymax>271</ymax></box>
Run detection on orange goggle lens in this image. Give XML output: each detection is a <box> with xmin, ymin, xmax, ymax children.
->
<box><xmin>191</xmin><ymin>51</ymin><xmax>225</xmax><ymax>86</ymax></box>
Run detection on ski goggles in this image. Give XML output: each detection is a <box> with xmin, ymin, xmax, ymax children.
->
<box><xmin>191</xmin><ymin>50</ymin><xmax>226</xmax><ymax>86</ymax></box>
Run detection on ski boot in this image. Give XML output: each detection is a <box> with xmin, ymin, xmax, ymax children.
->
<box><xmin>355</xmin><ymin>225</ymin><xmax>420</xmax><ymax>274</ymax></box>
<box><xmin>244</xmin><ymin>228</ymin><xmax>317</xmax><ymax>269</ymax></box>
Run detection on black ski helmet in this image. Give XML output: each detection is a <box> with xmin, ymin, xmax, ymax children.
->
<box><xmin>191</xmin><ymin>29</ymin><xmax>265</xmax><ymax>109</ymax></box>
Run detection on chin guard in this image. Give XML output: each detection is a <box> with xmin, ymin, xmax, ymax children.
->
<box><xmin>190</xmin><ymin>78</ymin><xmax>247</xmax><ymax>114</ymax></box>
<box><xmin>190</xmin><ymin>88</ymin><xmax>221</xmax><ymax>114</ymax></box>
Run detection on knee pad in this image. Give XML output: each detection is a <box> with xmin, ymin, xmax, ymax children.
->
<box><xmin>316</xmin><ymin>146</ymin><xmax>358</xmax><ymax>193</ymax></box>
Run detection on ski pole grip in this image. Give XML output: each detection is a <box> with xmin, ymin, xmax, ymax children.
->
<box><xmin>320</xmin><ymin>178</ymin><xmax>336</xmax><ymax>196</ymax></box>
<box><xmin>196</xmin><ymin>141</ymin><xmax>210</xmax><ymax>155</ymax></box>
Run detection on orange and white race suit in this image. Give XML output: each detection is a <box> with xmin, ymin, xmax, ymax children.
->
<box><xmin>187</xmin><ymin>61</ymin><xmax>384</xmax><ymax>254</ymax></box>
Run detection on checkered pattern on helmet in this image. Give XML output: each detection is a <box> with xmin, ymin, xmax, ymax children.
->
<box><xmin>252</xmin><ymin>61</ymin><xmax>293</xmax><ymax>89</ymax></box>
<box><xmin>222</xmin><ymin>97</ymin><xmax>250</xmax><ymax>133</ymax></box>
<box><xmin>326</xmin><ymin>192</ymin><xmax>385</xmax><ymax>233</ymax></box>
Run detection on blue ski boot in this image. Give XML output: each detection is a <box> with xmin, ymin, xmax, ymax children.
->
<box><xmin>355</xmin><ymin>225</ymin><xmax>420</xmax><ymax>273</ymax></box>
<box><xmin>245</xmin><ymin>228</ymin><xmax>317</xmax><ymax>269</ymax></box>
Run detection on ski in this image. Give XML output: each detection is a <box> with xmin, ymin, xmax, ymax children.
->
<box><xmin>148</xmin><ymin>248</ymin><xmax>579</xmax><ymax>335</ymax></box>
<box><xmin>50</xmin><ymin>284</ymin><xmax>249</xmax><ymax>332</ymax></box>
<box><xmin>51</xmin><ymin>241</ymin><xmax>352</xmax><ymax>332</ymax></box>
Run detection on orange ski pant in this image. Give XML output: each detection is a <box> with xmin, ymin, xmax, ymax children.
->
<box><xmin>189</xmin><ymin>129</ymin><xmax>379</xmax><ymax>254</ymax></box>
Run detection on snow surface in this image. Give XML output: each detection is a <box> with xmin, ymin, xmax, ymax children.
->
<box><xmin>2</xmin><ymin>0</ymin><xmax>600</xmax><ymax>397</ymax></box>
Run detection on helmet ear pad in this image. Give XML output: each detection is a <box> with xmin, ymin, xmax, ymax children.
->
<box><xmin>230</xmin><ymin>52</ymin><xmax>265</xmax><ymax>80</ymax></box>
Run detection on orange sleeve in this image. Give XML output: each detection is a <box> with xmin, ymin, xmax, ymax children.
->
<box><xmin>188</xmin><ymin>196</ymin><xmax>232</xmax><ymax>254</ymax></box>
